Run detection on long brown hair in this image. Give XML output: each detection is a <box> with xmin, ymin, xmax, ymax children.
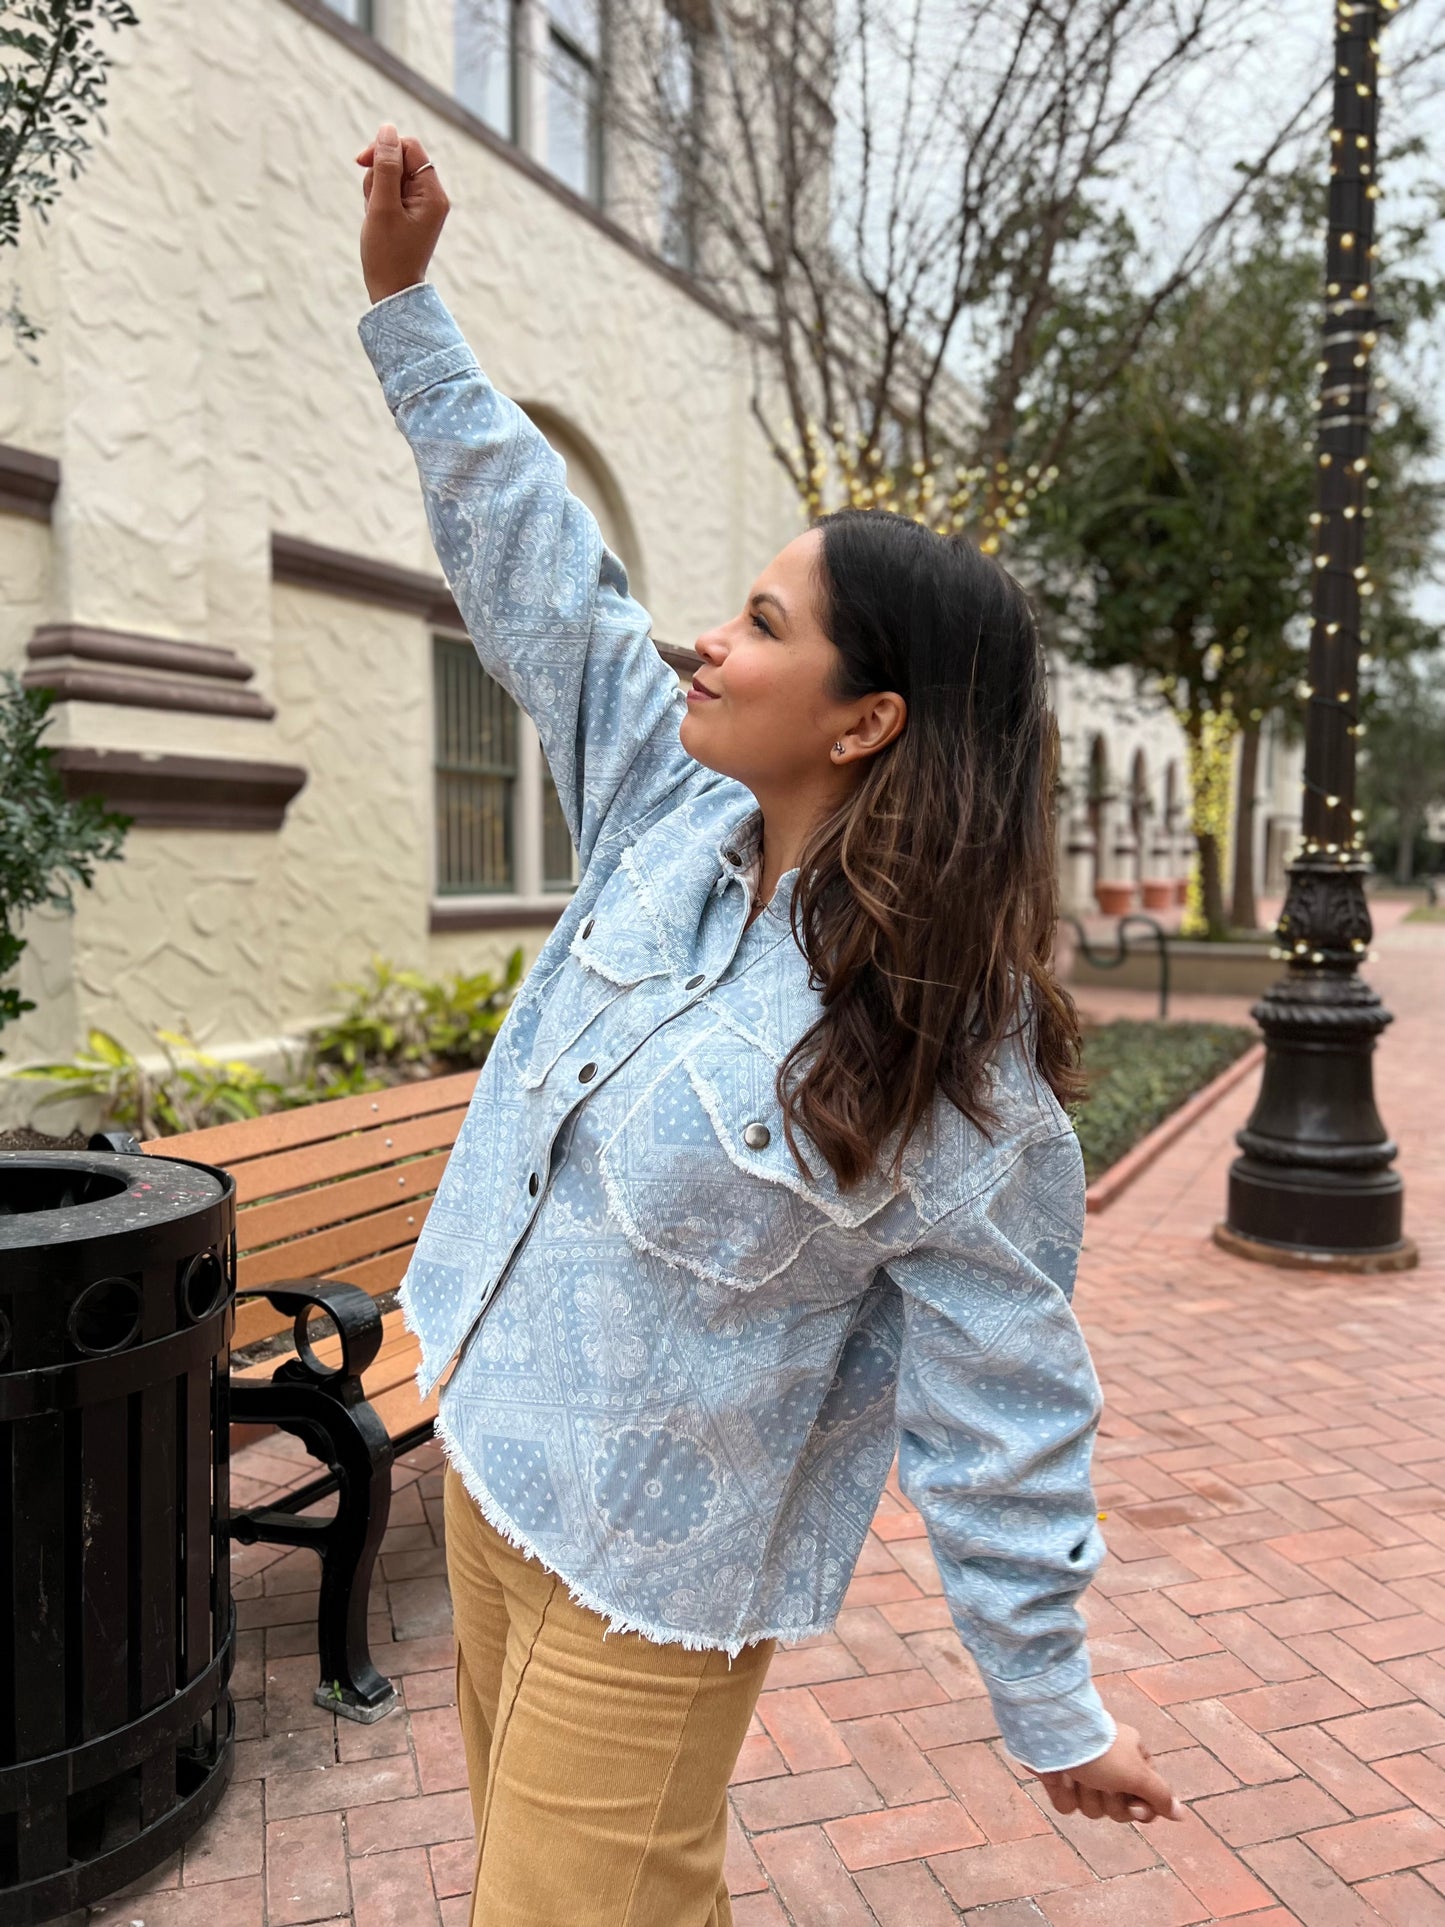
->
<box><xmin>780</xmin><ymin>509</ymin><xmax>1083</xmax><ymax>1190</ymax></box>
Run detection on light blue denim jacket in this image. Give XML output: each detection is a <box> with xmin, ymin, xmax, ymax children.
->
<box><xmin>360</xmin><ymin>284</ymin><xmax>1115</xmax><ymax>1773</ymax></box>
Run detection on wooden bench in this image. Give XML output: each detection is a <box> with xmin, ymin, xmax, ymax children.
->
<box><xmin>141</xmin><ymin>1071</ymin><xmax>476</xmax><ymax>1721</ymax></box>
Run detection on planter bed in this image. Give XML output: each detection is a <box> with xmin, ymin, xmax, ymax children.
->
<box><xmin>1070</xmin><ymin>936</ymin><xmax>1281</xmax><ymax>999</ymax></box>
<box><xmin>1073</xmin><ymin>1018</ymin><xmax>1257</xmax><ymax>1185</ymax></box>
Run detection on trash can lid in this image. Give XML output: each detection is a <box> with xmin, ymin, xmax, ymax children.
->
<box><xmin>0</xmin><ymin>1151</ymin><xmax>229</xmax><ymax>1250</ymax></box>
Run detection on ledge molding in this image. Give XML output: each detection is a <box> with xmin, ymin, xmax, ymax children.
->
<box><xmin>430</xmin><ymin>899</ymin><xmax>570</xmax><ymax>934</ymax></box>
<box><xmin>24</xmin><ymin>624</ymin><xmax>275</xmax><ymax>720</ymax></box>
<box><xmin>53</xmin><ymin>748</ymin><xmax>308</xmax><ymax>832</ymax></box>
<box><xmin>0</xmin><ymin>442</ymin><xmax>60</xmax><ymax>522</ymax></box>
<box><xmin>273</xmin><ymin>533</ymin><xmax>701</xmax><ymax>674</ymax></box>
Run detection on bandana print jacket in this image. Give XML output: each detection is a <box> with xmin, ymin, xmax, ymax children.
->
<box><xmin>361</xmin><ymin>284</ymin><xmax>1115</xmax><ymax>1773</ymax></box>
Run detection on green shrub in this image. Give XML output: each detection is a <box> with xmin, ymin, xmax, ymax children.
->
<box><xmin>18</xmin><ymin>1027</ymin><xmax>383</xmax><ymax>1141</ymax></box>
<box><xmin>310</xmin><ymin>951</ymin><xmax>524</xmax><ymax>1075</ymax></box>
<box><xmin>16</xmin><ymin>948</ymin><xmax>526</xmax><ymax>1137</ymax></box>
<box><xmin>1072</xmin><ymin>1019</ymin><xmax>1255</xmax><ymax>1182</ymax></box>
<box><xmin>0</xmin><ymin>675</ymin><xmax>128</xmax><ymax>1051</ymax></box>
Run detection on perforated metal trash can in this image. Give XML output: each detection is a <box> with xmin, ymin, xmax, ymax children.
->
<box><xmin>0</xmin><ymin>1152</ymin><xmax>236</xmax><ymax>1925</ymax></box>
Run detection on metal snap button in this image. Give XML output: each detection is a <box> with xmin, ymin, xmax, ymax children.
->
<box><xmin>578</xmin><ymin>1062</ymin><xmax>598</xmax><ymax>1083</ymax></box>
<box><xmin>582</xmin><ymin>918</ymin><xmax>595</xmax><ymax>938</ymax></box>
<box><xmin>686</xmin><ymin>974</ymin><xmax>705</xmax><ymax>990</ymax></box>
<box><xmin>724</xmin><ymin>849</ymin><xmax>743</xmax><ymax>866</ymax></box>
<box><xmin>528</xmin><ymin>1171</ymin><xmax>539</xmax><ymax>1196</ymax></box>
<box><xmin>743</xmin><ymin>1122</ymin><xmax>771</xmax><ymax>1150</ymax></box>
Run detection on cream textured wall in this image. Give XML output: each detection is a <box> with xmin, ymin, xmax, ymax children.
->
<box><xmin>0</xmin><ymin>0</ymin><xmax>801</xmax><ymax>1124</ymax></box>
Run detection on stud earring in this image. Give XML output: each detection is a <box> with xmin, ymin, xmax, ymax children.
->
<box><xmin>832</xmin><ymin>741</ymin><xmax>844</xmax><ymax>756</ymax></box>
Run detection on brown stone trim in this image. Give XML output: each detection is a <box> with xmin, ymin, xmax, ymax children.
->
<box><xmin>0</xmin><ymin>442</ymin><xmax>59</xmax><ymax>522</ymax></box>
<box><xmin>54</xmin><ymin>748</ymin><xmax>308</xmax><ymax>832</ymax></box>
<box><xmin>23</xmin><ymin>666</ymin><xmax>276</xmax><ymax>720</ymax></box>
<box><xmin>430</xmin><ymin>901</ymin><xmax>569</xmax><ymax>934</ymax></box>
<box><xmin>656</xmin><ymin>641</ymin><xmax>702</xmax><ymax>676</ymax></box>
<box><xmin>24</xmin><ymin>623</ymin><xmax>276</xmax><ymax>719</ymax></box>
<box><xmin>275</xmin><ymin>0</ymin><xmax>744</xmax><ymax>336</ymax></box>
<box><xmin>28</xmin><ymin>624</ymin><xmax>257</xmax><ymax>682</ymax></box>
<box><xmin>272</xmin><ymin>532</ymin><xmax>461</xmax><ymax>625</ymax></box>
<box><xmin>274</xmin><ymin>532</ymin><xmax>698</xmax><ymax>672</ymax></box>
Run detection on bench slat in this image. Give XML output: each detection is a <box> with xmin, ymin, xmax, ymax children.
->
<box><xmin>237</xmin><ymin>1150</ymin><xmax>452</xmax><ymax>1252</ymax></box>
<box><xmin>142</xmin><ymin>1069</ymin><xmax>478</xmax><ymax>1169</ymax></box>
<box><xmin>230</xmin><ymin>1107</ymin><xmax>469</xmax><ymax>1206</ymax></box>
<box><xmin>238</xmin><ymin>1199</ymin><xmax>434</xmax><ymax>1292</ymax></box>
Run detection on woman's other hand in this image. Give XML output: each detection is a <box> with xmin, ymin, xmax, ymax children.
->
<box><xmin>356</xmin><ymin>122</ymin><xmax>450</xmax><ymax>305</ymax></box>
<box><xmin>1028</xmin><ymin>1725</ymin><xmax>1186</xmax><ymax>1825</ymax></box>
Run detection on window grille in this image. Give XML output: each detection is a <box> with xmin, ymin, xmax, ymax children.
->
<box><xmin>434</xmin><ymin>637</ymin><xmax>518</xmax><ymax>894</ymax></box>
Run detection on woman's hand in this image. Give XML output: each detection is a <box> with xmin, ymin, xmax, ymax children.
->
<box><xmin>355</xmin><ymin>122</ymin><xmax>450</xmax><ymax>306</ymax></box>
<box><xmin>1027</xmin><ymin>1725</ymin><xmax>1185</xmax><ymax>1826</ymax></box>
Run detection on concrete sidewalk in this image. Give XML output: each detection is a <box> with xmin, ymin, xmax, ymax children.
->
<box><xmin>90</xmin><ymin>913</ymin><xmax>1445</xmax><ymax>1926</ymax></box>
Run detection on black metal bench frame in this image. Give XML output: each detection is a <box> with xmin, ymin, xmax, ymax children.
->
<box><xmin>230</xmin><ymin>1281</ymin><xmax>434</xmax><ymax>1723</ymax></box>
<box><xmin>117</xmin><ymin>1135</ymin><xmax>426</xmax><ymax>1724</ymax></box>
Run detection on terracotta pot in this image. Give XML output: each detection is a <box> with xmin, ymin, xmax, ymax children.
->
<box><xmin>1095</xmin><ymin>881</ymin><xmax>1138</xmax><ymax>916</ymax></box>
<box><xmin>1141</xmin><ymin>880</ymin><xmax>1175</xmax><ymax>912</ymax></box>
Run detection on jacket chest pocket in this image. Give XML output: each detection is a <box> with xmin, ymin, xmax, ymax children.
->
<box><xmin>519</xmin><ymin>891</ymin><xmax>669</xmax><ymax>1089</ymax></box>
<box><xmin>597</xmin><ymin>1020</ymin><xmax>902</xmax><ymax>1292</ymax></box>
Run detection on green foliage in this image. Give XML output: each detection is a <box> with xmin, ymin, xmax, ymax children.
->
<box><xmin>1072</xmin><ymin>1019</ymin><xmax>1256</xmax><ymax>1182</ymax></box>
<box><xmin>17</xmin><ymin>1026</ymin><xmax>384</xmax><ymax>1141</ymax></box>
<box><xmin>0</xmin><ymin>0</ymin><xmax>140</xmax><ymax>345</ymax></box>
<box><xmin>1023</xmin><ymin>172</ymin><xmax>1445</xmax><ymax>933</ymax></box>
<box><xmin>16</xmin><ymin>950</ymin><xmax>525</xmax><ymax>1136</ymax></box>
<box><xmin>1358</xmin><ymin>648</ymin><xmax>1445</xmax><ymax>883</ymax></box>
<box><xmin>0</xmin><ymin>674</ymin><xmax>128</xmax><ymax>1049</ymax></box>
<box><xmin>311</xmin><ymin>951</ymin><xmax>525</xmax><ymax>1075</ymax></box>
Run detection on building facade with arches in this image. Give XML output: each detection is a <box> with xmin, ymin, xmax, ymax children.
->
<box><xmin>1051</xmin><ymin>658</ymin><xmax>1303</xmax><ymax>923</ymax></box>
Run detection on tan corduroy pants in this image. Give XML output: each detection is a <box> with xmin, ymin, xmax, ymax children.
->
<box><xmin>443</xmin><ymin>1464</ymin><xmax>775</xmax><ymax>1927</ymax></box>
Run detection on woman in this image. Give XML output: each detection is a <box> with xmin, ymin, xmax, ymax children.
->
<box><xmin>355</xmin><ymin>123</ymin><xmax>1182</xmax><ymax>1927</ymax></box>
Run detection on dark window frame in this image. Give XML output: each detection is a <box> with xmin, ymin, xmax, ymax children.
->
<box><xmin>547</xmin><ymin>2</ymin><xmax>606</xmax><ymax>206</ymax></box>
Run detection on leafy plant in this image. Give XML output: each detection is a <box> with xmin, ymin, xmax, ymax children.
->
<box><xmin>17</xmin><ymin>1026</ymin><xmax>384</xmax><ymax>1139</ymax></box>
<box><xmin>311</xmin><ymin>951</ymin><xmax>524</xmax><ymax>1076</ymax></box>
<box><xmin>0</xmin><ymin>675</ymin><xmax>128</xmax><ymax>1050</ymax></box>
<box><xmin>0</xmin><ymin>0</ymin><xmax>140</xmax><ymax>346</ymax></box>
<box><xmin>16</xmin><ymin>950</ymin><xmax>525</xmax><ymax>1135</ymax></box>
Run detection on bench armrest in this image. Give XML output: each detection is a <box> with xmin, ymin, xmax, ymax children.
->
<box><xmin>237</xmin><ymin>1278</ymin><xmax>385</xmax><ymax>1384</ymax></box>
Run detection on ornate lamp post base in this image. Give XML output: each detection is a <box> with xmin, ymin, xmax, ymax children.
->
<box><xmin>1213</xmin><ymin>1222</ymin><xmax>1417</xmax><ymax>1273</ymax></box>
<box><xmin>1220</xmin><ymin>858</ymin><xmax>1418</xmax><ymax>1273</ymax></box>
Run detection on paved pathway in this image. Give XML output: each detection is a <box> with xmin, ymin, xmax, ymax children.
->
<box><xmin>88</xmin><ymin>915</ymin><xmax>1445</xmax><ymax>1926</ymax></box>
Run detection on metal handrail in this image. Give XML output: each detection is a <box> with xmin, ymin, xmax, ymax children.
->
<box><xmin>1062</xmin><ymin>913</ymin><xmax>1171</xmax><ymax>1020</ymax></box>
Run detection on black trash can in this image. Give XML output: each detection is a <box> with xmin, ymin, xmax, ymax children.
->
<box><xmin>0</xmin><ymin>1151</ymin><xmax>236</xmax><ymax>1925</ymax></box>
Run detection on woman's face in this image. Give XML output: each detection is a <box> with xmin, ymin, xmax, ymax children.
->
<box><xmin>679</xmin><ymin>530</ymin><xmax>901</xmax><ymax>791</ymax></box>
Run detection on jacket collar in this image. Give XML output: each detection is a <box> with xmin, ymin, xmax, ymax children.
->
<box><xmin>623</xmin><ymin>781</ymin><xmax>770</xmax><ymax>975</ymax></box>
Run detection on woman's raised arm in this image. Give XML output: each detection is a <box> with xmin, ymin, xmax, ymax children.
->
<box><xmin>354</xmin><ymin>125</ymin><xmax>704</xmax><ymax>869</ymax></box>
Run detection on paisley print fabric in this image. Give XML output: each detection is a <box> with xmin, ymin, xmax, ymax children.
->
<box><xmin>359</xmin><ymin>284</ymin><xmax>1115</xmax><ymax>1772</ymax></box>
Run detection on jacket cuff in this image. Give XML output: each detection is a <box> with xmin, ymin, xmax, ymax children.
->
<box><xmin>987</xmin><ymin>1648</ymin><xmax>1118</xmax><ymax>1773</ymax></box>
<box><xmin>358</xmin><ymin>282</ymin><xmax>479</xmax><ymax>413</ymax></box>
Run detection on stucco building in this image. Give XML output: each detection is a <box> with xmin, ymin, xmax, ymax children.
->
<box><xmin>0</xmin><ymin>0</ymin><xmax>805</xmax><ymax>1123</ymax></box>
<box><xmin>0</xmin><ymin>0</ymin><xmax>1295</xmax><ymax>1125</ymax></box>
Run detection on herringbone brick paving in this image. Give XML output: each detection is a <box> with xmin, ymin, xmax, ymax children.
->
<box><xmin>85</xmin><ymin>908</ymin><xmax>1444</xmax><ymax>1926</ymax></box>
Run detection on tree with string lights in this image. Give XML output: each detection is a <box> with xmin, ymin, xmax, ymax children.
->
<box><xmin>1217</xmin><ymin>0</ymin><xmax>1418</xmax><ymax>1271</ymax></box>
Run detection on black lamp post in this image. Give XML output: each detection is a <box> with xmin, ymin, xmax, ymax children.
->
<box><xmin>1216</xmin><ymin>0</ymin><xmax>1417</xmax><ymax>1272</ymax></box>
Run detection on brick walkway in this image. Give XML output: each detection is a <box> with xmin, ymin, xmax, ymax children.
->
<box><xmin>87</xmin><ymin>913</ymin><xmax>1444</xmax><ymax>1927</ymax></box>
